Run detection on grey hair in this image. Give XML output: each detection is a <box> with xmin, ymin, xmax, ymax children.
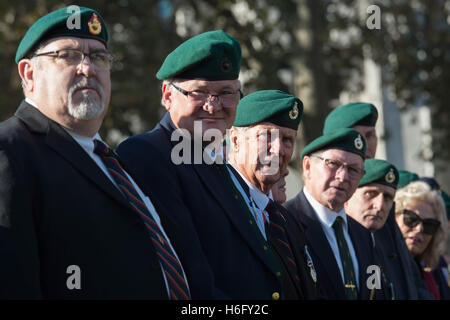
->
<box><xmin>394</xmin><ymin>181</ymin><xmax>447</xmax><ymax>270</ymax></box>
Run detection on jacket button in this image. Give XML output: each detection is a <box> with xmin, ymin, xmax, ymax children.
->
<box><xmin>263</xmin><ymin>245</ymin><xmax>268</xmax><ymax>251</ymax></box>
<box><xmin>272</xmin><ymin>292</ymin><xmax>280</xmax><ymax>300</ymax></box>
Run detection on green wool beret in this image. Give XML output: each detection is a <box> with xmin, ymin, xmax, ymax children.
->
<box><xmin>15</xmin><ymin>6</ymin><xmax>108</xmax><ymax>63</ymax></box>
<box><xmin>301</xmin><ymin>128</ymin><xmax>366</xmax><ymax>159</ymax></box>
<box><xmin>156</xmin><ymin>30</ymin><xmax>241</xmax><ymax>81</ymax></box>
<box><xmin>441</xmin><ymin>190</ymin><xmax>450</xmax><ymax>220</ymax></box>
<box><xmin>323</xmin><ymin>102</ymin><xmax>378</xmax><ymax>134</ymax></box>
<box><xmin>233</xmin><ymin>90</ymin><xmax>303</xmax><ymax>130</ymax></box>
<box><xmin>397</xmin><ymin>170</ymin><xmax>419</xmax><ymax>189</ymax></box>
<box><xmin>359</xmin><ymin>159</ymin><xmax>399</xmax><ymax>189</ymax></box>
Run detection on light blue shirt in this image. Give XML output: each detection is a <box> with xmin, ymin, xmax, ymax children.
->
<box><xmin>303</xmin><ymin>187</ymin><xmax>360</xmax><ymax>289</ymax></box>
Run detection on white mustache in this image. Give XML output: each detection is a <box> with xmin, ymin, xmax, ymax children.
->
<box><xmin>70</xmin><ymin>77</ymin><xmax>104</xmax><ymax>98</ymax></box>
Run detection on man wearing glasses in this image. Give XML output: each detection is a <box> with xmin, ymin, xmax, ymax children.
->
<box><xmin>323</xmin><ymin>102</ymin><xmax>431</xmax><ymax>299</ymax></box>
<box><xmin>118</xmin><ymin>31</ymin><xmax>293</xmax><ymax>299</ymax></box>
<box><xmin>284</xmin><ymin>128</ymin><xmax>380</xmax><ymax>299</ymax></box>
<box><xmin>0</xmin><ymin>7</ymin><xmax>190</xmax><ymax>299</ymax></box>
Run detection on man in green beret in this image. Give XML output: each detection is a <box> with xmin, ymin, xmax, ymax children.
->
<box><xmin>1</xmin><ymin>6</ymin><xmax>191</xmax><ymax>300</ymax></box>
<box><xmin>323</xmin><ymin>102</ymin><xmax>378</xmax><ymax>158</ymax></box>
<box><xmin>227</xmin><ymin>90</ymin><xmax>317</xmax><ymax>298</ymax></box>
<box><xmin>284</xmin><ymin>128</ymin><xmax>382</xmax><ymax>299</ymax></box>
<box><xmin>118</xmin><ymin>31</ymin><xmax>294</xmax><ymax>299</ymax></box>
<box><xmin>323</xmin><ymin>101</ymin><xmax>429</xmax><ymax>299</ymax></box>
<box><xmin>345</xmin><ymin>161</ymin><xmax>439</xmax><ymax>300</ymax></box>
<box><xmin>398</xmin><ymin>169</ymin><xmax>420</xmax><ymax>189</ymax></box>
<box><xmin>344</xmin><ymin>159</ymin><xmax>400</xmax><ymax>299</ymax></box>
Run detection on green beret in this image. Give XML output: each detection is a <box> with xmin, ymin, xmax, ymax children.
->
<box><xmin>156</xmin><ymin>30</ymin><xmax>241</xmax><ymax>81</ymax></box>
<box><xmin>397</xmin><ymin>170</ymin><xmax>419</xmax><ymax>189</ymax></box>
<box><xmin>323</xmin><ymin>102</ymin><xmax>378</xmax><ymax>134</ymax></box>
<box><xmin>233</xmin><ymin>90</ymin><xmax>303</xmax><ymax>130</ymax></box>
<box><xmin>359</xmin><ymin>159</ymin><xmax>399</xmax><ymax>189</ymax></box>
<box><xmin>16</xmin><ymin>6</ymin><xmax>108</xmax><ymax>63</ymax></box>
<box><xmin>441</xmin><ymin>190</ymin><xmax>450</xmax><ymax>220</ymax></box>
<box><xmin>301</xmin><ymin>128</ymin><xmax>366</xmax><ymax>159</ymax></box>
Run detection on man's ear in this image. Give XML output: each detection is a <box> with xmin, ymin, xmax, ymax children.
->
<box><xmin>229</xmin><ymin>127</ymin><xmax>239</xmax><ymax>152</ymax></box>
<box><xmin>18</xmin><ymin>59</ymin><xmax>35</xmax><ymax>92</ymax></box>
<box><xmin>302</xmin><ymin>156</ymin><xmax>311</xmax><ymax>180</ymax></box>
<box><xmin>161</xmin><ymin>82</ymin><xmax>172</xmax><ymax>111</ymax></box>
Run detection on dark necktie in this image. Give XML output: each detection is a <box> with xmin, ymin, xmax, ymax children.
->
<box><xmin>93</xmin><ymin>139</ymin><xmax>190</xmax><ymax>300</ymax></box>
<box><xmin>265</xmin><ymin>199</ymin><xmax>301</xmax><ymax>285</ymax></box>
<box><xmin>332</xmin><ymin>216</ymin><xmax>358</xmax><ymax>300</ymax></box>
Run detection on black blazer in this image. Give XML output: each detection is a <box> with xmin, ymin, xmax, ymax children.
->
<box><xmin>284</xmin><ymin>190</ymin><xmax>379</xmax><ymax>299</ymax></box>
<box><xmin>117</xmin><ymin>112</ymin><xmax>317</xmax><ymax>299</ymax></box>
<box><xmin>0</xmin><ymin>102</ymin><xmax>183</xmax><ymax>299</ymax></box>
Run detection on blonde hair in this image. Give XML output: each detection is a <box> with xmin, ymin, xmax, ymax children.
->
<box><xmin>394</xmin><ymin>181</ymin><xmax>447</xmax><ymax>270</ymax></box>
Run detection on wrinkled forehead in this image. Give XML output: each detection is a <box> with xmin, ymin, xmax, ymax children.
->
<box><xmin>317</xmin><ymin>148</ymin><xmax>364</xmax><ymax>165</ymax></box>
<box><xmin>249</xmin><ymin>122</ymin><xmax>296</xmax><ymax>136</ymax></box>
<box><xmin>38</xmin><ymin>36</ymin><xmax>106</xmax><ymax>52</ymax></box>
<box><xmin>359</xmin><ymin>183</ymin><xmax>396</xmax><ymax>196</ymax></box>
<box><xmin>173</xmin><ymin>78</ymin><xmax>240</xmax><ymax>90</ymax></box>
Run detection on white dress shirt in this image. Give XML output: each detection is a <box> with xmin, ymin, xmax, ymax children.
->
<box><xmin>228</xmin><ymin>164</ymin><xmax>272</xmax><ymax>240</ymax></box>
<box><xmin>303</xmin><ymin>187</ymin><xmax>360</xmax><ymax>289</ymax></box>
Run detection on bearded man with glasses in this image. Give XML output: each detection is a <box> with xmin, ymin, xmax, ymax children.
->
<box><xmin>0</xmin><ymin>6</ymin><xmax>192</xmax><ymax>300</ymax></box>
<box><xmin>284</xmin><ymin>128</ymin><xmax>382</xmax><ymax>299</ymax></box>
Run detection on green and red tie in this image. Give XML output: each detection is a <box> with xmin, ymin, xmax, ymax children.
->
<box><xmin>265</xmin><ymin>199</ymin><xmax>301</xmax><ymax>286</ymax></box>
<box><xmin>93</xmin><ymin>139</ymin><xmax>190</xmax><ymax>300</ymax></box>
<box><xmin>332</xmin><ymin>216</ymin><xmax>358</xmax><ymax>300</ymax></box>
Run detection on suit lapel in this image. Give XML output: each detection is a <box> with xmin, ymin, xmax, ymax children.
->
<box><xmin>193</xmin><ymin>162</ymin><xmax>280</xmax><ymax>274</ymax></box>
<box><xmin>15</xmin><ymin>102</ymin><xmax>131</xmax><ymax>210</ymax></box>
<box><xmin>293</xmin><ymin>192</ymin><xmax>346</xmax><ymax>297</ymax></box>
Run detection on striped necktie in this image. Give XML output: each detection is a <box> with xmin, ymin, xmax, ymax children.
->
<box><xmin>332</xmin><ymin>216</ymin><xmax>358</xmax><ymax>300</ymax></box>
<box><xmin>93</xmin><ymin>139</ymin><xmax>190</xmax><ymax>300</ymax></box>
<box><xmin>265</xmin><ymin>199</ymin><xmax>301</xmax><ymax>286</ymax></box>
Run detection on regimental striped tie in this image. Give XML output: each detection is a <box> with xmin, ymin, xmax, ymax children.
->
<box><xmin>265</xmin><ymin>199</ymin><xmax>301</xmax><ymax>286</ymax></box>
<box><xmin>93</xmin><ymin>139</ymin><xmax>190</xmax><ymax>300</ymax></box>
<box><xmin>332</xmin><ymin>216</ymin><xmax>358</xmax><ymax>300</ymax></box>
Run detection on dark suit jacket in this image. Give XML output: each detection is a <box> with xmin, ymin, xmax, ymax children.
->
<box><xmin>374</xmin><ymin>206</ymin><xmax>433</xmax><ymax>299</ymax></box>
<box><xmin>117</xmin><ymin>112</ymin><xmax>317</xmax><ymax>299</ymax></box>
<box><xmin>0</xmin><ymin>102</ymin><xmax>183</xmax><ymax>299</ymax></box>
<box><xmin>284</xmin><ymin>190</ymin><xmax>379</xmax><ymax>300</ymax></box>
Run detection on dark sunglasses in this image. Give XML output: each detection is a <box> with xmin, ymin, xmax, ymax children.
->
<box><xmin>401</xmin><ymin>209</ymin><xmax>441</xmax><ymax>235</ymax></box>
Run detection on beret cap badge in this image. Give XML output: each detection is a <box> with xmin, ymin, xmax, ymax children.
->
<box><xmin>354</xmin><ymin>134</ymin><xmax>363</xmax><ymax>150</ymax></box>
<box><xmin>88</xmin><ymin>13</ymin><xmax>101</xmax><ymax>35</ymax></box>
<box><xmin>289</xmin><ymin>102</ymin><xmax>299</xmax><ymax>120</ymax></box>
<box><xmin>221</xmin><ymin>57</ymin><xmax>232</xmax><ymax>73</ymax></box>
<box><xmin>385</xmin><ymin>168</ymin><xmax>396</xmax><ymax>184</ymax></box>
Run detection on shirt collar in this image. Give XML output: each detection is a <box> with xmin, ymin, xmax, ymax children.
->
<box><xmin>25</xmin><ymin>97</ymin><xmax>38</xmax><ymax>109</ymax></box>
<box><xmin>232</xmin><ymin>166</ymin><xmax>272</xmax><ymax>210</ymax></box>
<box><xmin>64</xmin><ymin>128</ymin><xmax>103</xmax><ymax>154</ymax></box>
<box><xmin>303</xmin><ymin>186</ymin><xmax>348</xmax><ymax>231</ymax></box>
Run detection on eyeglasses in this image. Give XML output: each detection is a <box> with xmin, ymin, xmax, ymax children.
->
<box><xmin>311</xmin><ymin>155</ymin><xmax>365</xmax><ymax>179</ymax></box>
<box><xmin>31</xmin><ymin>48</ymin><xmax>114</xmax><ymax>70</ymax></box>
<box><xmin>170</xmin><ymin>83</ymin><xmax>242</xmax><ymax>107</ymax></box>
<box><xmin>401</xmin><ymin>209</ymin><xmax>441</xmax><ymax>235</ymax></box>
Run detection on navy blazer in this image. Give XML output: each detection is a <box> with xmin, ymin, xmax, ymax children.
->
<box><xmin>284</xmin><ymin>190</ymin><xmax>379</xmax><ymax>299</ymax></box>
<box><xmin>117</xmin><ymin>112</ymin><xmax>303</xmax><ymax>299</ymax></box>
<box><xmin>0</xmin><ymin>102</ymin><xmax>182</xmax><ymax>299</ymax></box>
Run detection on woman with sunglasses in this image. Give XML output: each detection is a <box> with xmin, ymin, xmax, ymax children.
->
<box><xmin>395</xmin><ymin>181</ymin><xmax>449</xmax><ymax>299</ymax></box>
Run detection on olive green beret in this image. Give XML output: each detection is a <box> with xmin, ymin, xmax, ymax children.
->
<box><xmin>441</xmin><ymin>190</ymin><xmax>450</xmax><ymax>220</ymax></box>
<box><xmin>397</xmin><ymin>170</ymin><xmax>419</xmax><ymax>189</ymax></box>
<box><xmin>15</xmin><ymin>6</ymin><xmax>108</xmax><ymax>63</ymax></box>
<box><xmin>156</xmin><ymin>30</ymin><xmax>241</xmax><ymax>81</ymax></box>
<box><xmin>359</xmin><ymin>159</ymin><xmax>399</xmax><ymax>189</ymax></box>
<box><xmin>233</xmin><ymin>90</ymin><xmax>303</xmax><ymax>130</ymax></box>
<box><xmin>323</xmin><ymin>102</ymin><xmax>378</xmax><ymax>134</ymax></box>
<box><xmin>301</xmin><ymin>128</ymin><xmax>366</xmax><ymax>159</ymax></box>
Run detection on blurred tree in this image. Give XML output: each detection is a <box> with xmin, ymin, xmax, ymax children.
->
<box><xmin>0</xmin><ymin>0</ymin><xmax>448</xmax><ymax>167</ymax></box>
